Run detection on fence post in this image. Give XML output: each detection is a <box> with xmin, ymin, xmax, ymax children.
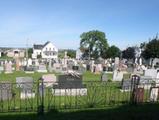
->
<box><xmin>37</xmin><ymin>78</ymin><xmax>44</xmax><ymax>115</ymax></box>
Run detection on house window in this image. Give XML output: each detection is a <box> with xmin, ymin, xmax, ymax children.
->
<box><xmin>49</xmin><ymin>48</ymin><xmax>51</xmax><ymax>51</ymax></box>
<box><xmin>46</xmin><ymin>48</ymin><xmax>47</xmax><ymax>51</ymax></box>
<box><xmin>50</xmin><ymin>53</ymin><xmax>52</xmax><ymax>56</ymax></box>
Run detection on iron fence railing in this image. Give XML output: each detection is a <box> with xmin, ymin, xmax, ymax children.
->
<box><xmin>0</xmin><ymin>81</ymin><xmax>159</xmax><ymax>113</ymax></box>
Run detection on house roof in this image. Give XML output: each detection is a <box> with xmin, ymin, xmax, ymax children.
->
<box><xmin>43</xmin><ymin>41</ymin><xmax>51</xmax><ymax>47</ymax></box>
<box><xmin>34</xmin><ymin>41</ymin><xmax>51</xmax><ymax>50</ymax></box>
<box><xmin>33</xmin><ymin>44</ymin><xmax>44</xmax><ymax>50</ymax></box>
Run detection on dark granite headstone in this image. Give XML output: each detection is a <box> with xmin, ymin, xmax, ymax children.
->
<box><xmin>121</xmin><ymin>80</ymin><xmax>131</xmax><ymax>91</ymax></box>
<box><xmin>103</xmin><ymin>66</ymin><xmax>107</xmax><ymax>72</ymax></box>
<box><xmin>72</xmin><ymin>66</ymin><xmax>79</xmax><ymax>71</ymax></box>
<box><xmin>86</xmin><ymin>65</ymin><xmax>90</xmax><ymax>71</ymax></box>
<box><xmin>108</xmin><ymin>67</ymin><xmax>113</xmax><ymax>72</ymax></box>
<box><xmin>53</xmin><ymin>75</ymin><xmax>84</xmax><ymax>89</ymax></box>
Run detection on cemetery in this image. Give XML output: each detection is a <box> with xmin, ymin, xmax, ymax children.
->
<box><xmin>0</xmin><ymin>53</ymin><xmax>159</xmax><ymax>113</ymax></box>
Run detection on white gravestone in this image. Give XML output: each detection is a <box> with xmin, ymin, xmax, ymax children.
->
<box><xmin>113</xmin><ymin>70</ymin><xmax>123</xmax><ymax>81</ymax></box>
<box><xmin>37</xmin><ymin>64</ymin><xmax>47</xmax><ymax>73</ymax></box>
<box><xmin>144</xmin><ymin>69</ymin><xmax>157</xmax><ymax>78</ymax></box>
<box><xmin>150</xmin><ymin>87</ymin><xmax>159</xmax><ymax>102</ymax></box>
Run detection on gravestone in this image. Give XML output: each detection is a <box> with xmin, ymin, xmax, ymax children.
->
<box><xmin>16</xmin><ymin>77</ymin><xmax>35</xmax><ymax>99</ymax></box>
<box><xmin>103</xmin><ymin>66</ymin><xmax>107</xmax><ymax>72</ymax></box>
<box><xmin>139</xmin><ymin>76</ymin><xmax>153</xmax><ymax>89</ymax></box>
<box><xmin>114</xmin><ymin>57</ymin><xmax>119</xmax><ymax>69</ymax></box>
<box><xmin>37</xmin><ymin>64</ymin><xmax>47</xmax><ymax>73</ymax></box>
<box><xmin>0</xmin><ymin>66</ymin><xmax>4</xmax><ymax>73</ymax></box>
<box><xmin>53</xmin><ymin>74</ymin><xmax>87</xmax><ymax>96</ymax></box>
<box><xmin>24</xmin><ymin>66</ymin><xmax>35</xmax><ymax>73</ymax></box>
<box><xmin>113</xmin><ymin>70</ymin><xmax>123</xmax><ymax>81</ymax></box>
<box><xmin>150</xmin><ymin>87</ymin><xmax>159</xmax><ymax>102</ymax></box>
<box><xmin>27</xmin><ymin>58</ymin><xmax>32</xmax><ymax>66</ymax></box>
<box><xmin>42</xmin><ymin>74</ymin><xmax>57</xmax><ymax>87</ymax></box>
<box><xmin>54</xmin><ymin>63</ymin><xmax>60</xmax><ymax>70</ymax></box>
<box><xmin>144</xmin><ymin>69</ymin><xmax>157</xmax><ymax>78</ymax></box>
<box><xmin>0</xmin><ymin>82</ymin><xmax>12</xmax><ymax>100</ymax></box>
<box><xmin>101</xmin><ymin>73</ymin><xmax>108</xmax><ymax>81</ymax></box>
<box><xmin>72</xmin><ymin>66</ymin><xmax>79</xmax><ymax>71</ymax></box>
<box><xmin>121</xmin><ymin>80</ymin><xmax>131</xmax><ymax>91</ymax></box>
<box><xmin>5</xmin><ymin>63</ymin><xmax>13</xmax><ymax>73</ymax></box>
<box><xmin>48</xmin><ymin>60</ymin><xmax>52</xmax><ymax>72</ymax></box>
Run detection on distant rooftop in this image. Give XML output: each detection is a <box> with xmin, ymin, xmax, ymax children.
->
<box><xmin>33</xmin><ymin>41</ymin><xmax>51</xmax><ymax>50</ymax></box>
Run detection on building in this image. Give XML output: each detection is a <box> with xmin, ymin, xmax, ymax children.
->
<box><xmin>6</xmin><ymin>49</ymin><xmax>25</xmax><ymax>58</ymax></box>
<box><xmin>32</xmin><ymin>41</ymin><xmax>58</xmax><ymax>60</ymax></box>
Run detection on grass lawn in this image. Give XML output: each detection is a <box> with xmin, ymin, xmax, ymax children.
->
<box><xmin>0</xmin><ymin>103</ymin><xmax>159</xmax><ymax>120</ymax></box>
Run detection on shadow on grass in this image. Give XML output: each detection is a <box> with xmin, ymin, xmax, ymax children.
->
<box><xmin>0</xmin><ymin>103</ymin><xmax>159</xmax><ymax>120</ymax></box>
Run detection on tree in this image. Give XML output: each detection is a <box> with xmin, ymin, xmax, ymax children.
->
<box><xmin>67</xmin><ymin>49</ymin><xmax>76</xmax><ymax>58</ymax></box>
<box><xmin>80</xmin><ymin>30</ymin><xmax>109</xmax><ymax>59</ymax></box>
<box><xmin>28</xmin><ymin>48</ymin><xmax>33</xmax><ymax>58</ymax></box>
<box><xmin>122</xmin><ymin>47</ymin><xmax>135</xmax><ymax>59</ymax></box>
<box><xmin>142</xmin><ymin>36</ymin><xmax>159</xmax><ymax>59</ymax></box>
<box><xmin>106</xmin><ymin>45</ymin><xmax>121</xmax><ymax>58</ymax></box>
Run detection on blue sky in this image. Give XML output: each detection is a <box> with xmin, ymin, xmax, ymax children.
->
<box><xmin>0</xmin><ymin>0</ymin><xmax>159</xmax><ymax>50</ymax></box>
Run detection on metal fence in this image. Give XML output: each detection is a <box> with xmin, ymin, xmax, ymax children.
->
<box><xmin>0</xmin><ymin>81</ymin><xmax>159</xmax><ymax>113</ymax></box>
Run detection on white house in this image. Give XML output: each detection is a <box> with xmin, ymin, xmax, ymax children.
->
<box><xmin>32</xmin><ymin>41</ymin><xmax>58</xmax><ymax>60</ymax></box>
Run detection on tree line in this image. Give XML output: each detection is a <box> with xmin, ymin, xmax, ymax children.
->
<box><xmin>80</xmin><ymin>30</ymin><xmax>159</xmax><ymax>60</ymax></box>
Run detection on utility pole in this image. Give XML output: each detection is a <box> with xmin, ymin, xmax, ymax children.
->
<box><xmin>26</xmin><ymin>38</ymin><xmax>29</xmax><ymax>66</ymax></box>
<box><xmin>26</xmin><ymin>38</ymin><xmax>29</xmax><ymax>59</ymax></box>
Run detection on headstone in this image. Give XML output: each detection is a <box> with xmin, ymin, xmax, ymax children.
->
<box><xmin>48</xmin><ymin>60</ymin><xmax>52</xmax><ymax>72</ymax></box>
<box><xmin>144</xmin><ymin>69</ymin><xmax>157</xmax><ymax>78</ymax></box>
<box><xmin>114</xmin><ymin>57</ymin><xmax>119</xmax><ymax>69</ymax></box>
<box><xmin>121</xmin><ymin>80</ymin><xmax>131</xmax><ymax>91</ymax></box>
<box><xmin>150</xmin><ymin>87</ymin><xmax>159</xmax><ymax>102</ymax></box>
<box><xmin>72</xmin><ymin>66</ymin><xmax>79</xmax><ymax>71</ymax></box>
<box><xmin>0</xmin><ymin>82</ymin><xmax>12</xmax><ymax>100</ymax></box>
<box><xmin>27</xmin><ymin>58</ymin><xmax>32</xmax><ymax>66</ymax></box>
<box><xmin>101</xmin><ymin>73</ymin><xmax>108</xmax><ymax>81</ymax></box>
<box><xmin>5</xmin><ymin>63</ymin><xmax>13</xmax><ymax>73</ymax></box>
<box><xmin>37</xmin><ymin>64</ymin><xmax>47</xmax><ymax>73</ymax></box>
<box><xmin>53</xmin><ymin>74</ymin><xmax>87</xmax><ymax>96</ymax></box>
<box><xmin>24</xmin><ymin>66</ymin><xmax>35</xmax><ymax>73</ymax></box>
<box><xmin>16</xmin><ymin>77</ymin><xmax>35</xmax><ymax>99</ymax></box>
<box><xmin>0</xmin><ymin>66</ymin><xmax>4</xmax><ymax>72</ymax></box>
<box><xmin>139</xmin><ymin>76</ymin><xmax>153</xmax><ymax>88</ymax></box>
<box><xmin>113</xmin><ymin>70</ymin><xmax>123</xmax><ymax>81</ymax></box>
<box><xmin>42</xmin><ymin>74</ymin><xmax>57</xmax><ymax>87</ymax></box>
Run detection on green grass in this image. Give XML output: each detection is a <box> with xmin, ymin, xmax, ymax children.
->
<box><xmin>0</xmin><ymin>103</ymin><xmax>159</xmax><ymax>120</ymax></box>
